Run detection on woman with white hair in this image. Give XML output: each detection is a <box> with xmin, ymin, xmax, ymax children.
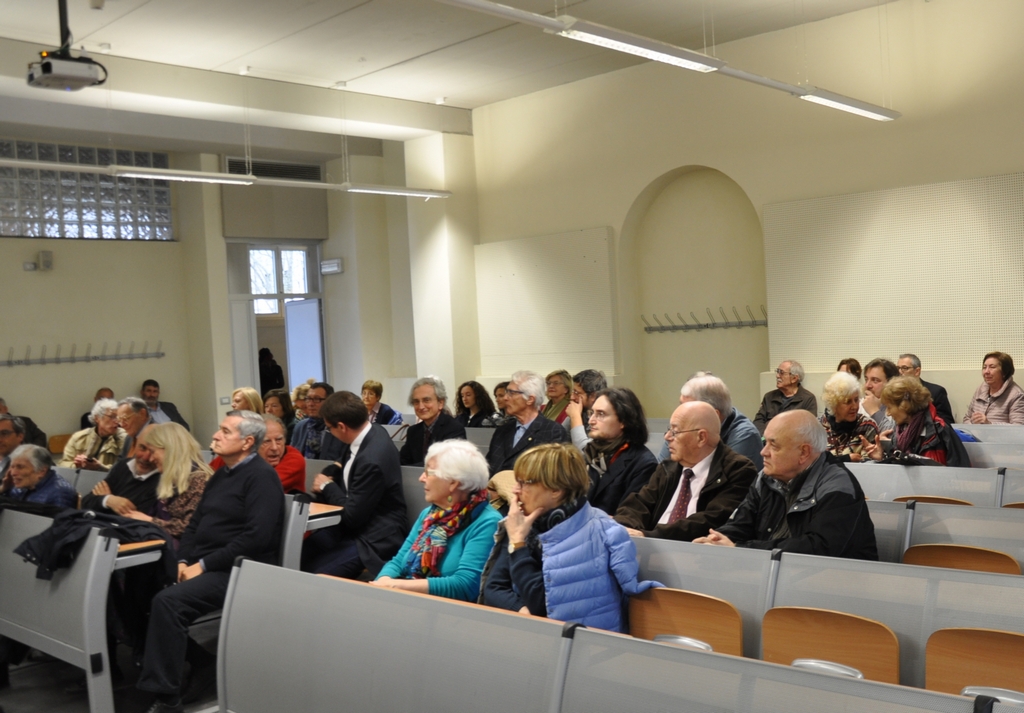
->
<box><xmin>0</xmin><ymin>444</ymin><xmax>76</xmax><ymax>508</ymax></box>
<box><xmin>59</xmin><ymin>398</ymin><xmax>126</xmax><ymax>471</ymax></box>
<box><xmin>820</xmin><ymin>372</ymin><xmax>878</xmax><ymax>462</ymax></box>
<box><xmin>372</xmin><ymin>439</ymin><xmax>500</xmax><ymax>601</ymax></box>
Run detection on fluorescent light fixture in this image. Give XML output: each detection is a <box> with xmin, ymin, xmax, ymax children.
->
<box><xmin>340</xmin><ymin>182</ymin><xmax>451</xmax><ymax>199</ymax></box>
<box><xmin>434</xmin><ymin>0</ymin><xmax>566</xmax><ymax>31</ymax></box>
<box><xmin>111</xmin><ymin>165</ymin><xmax>254</xmax><ymax>185</ymax></box>
<box><xmin>799</xmin><ymin>87</ymin><xmax>901</xmax><ymax>122</ymax></box>
<box><xmin>553</xmin><ymin>15</ymin><xmax>725</xmax><ymax>73</ymax></box>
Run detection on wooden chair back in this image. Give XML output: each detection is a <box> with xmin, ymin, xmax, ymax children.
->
<box><xmin>926</xmin><ymin>628</ymin><xmax>1024</xmax><ymax>695</ymax></box>
<box><xmin>48</xmin><ymin>433</ymin><xmax>71</xmax><ymax>455</ymax></box>
<box><xmin>1003</xmin><ymin>502</ymin><xmax>1024</xmax><ymax>509</ymax></box>
<box><xmin>903</xmin><ymin>544</ymin><xmax>1021</xmax><ymax>575</ymax></box>
<box><xmin>761</xmin><ymin>606</ymin><xmax>900</xmax><ymax>684</ymax></box>
<box><xmin>892</xmin><ymin>495</ymin><xmax>973</xmax><ymax>506</ymax></box>
<box><xmin>629</xmin><ymin>587</ymin><xmax>743</xmax><ymax>657</ymax></box>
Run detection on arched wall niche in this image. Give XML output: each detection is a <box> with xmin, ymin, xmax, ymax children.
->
<box><xmin>616</xmin><ymin>166</ymin><xmax>768</xmax><ymax>418</ymax></box>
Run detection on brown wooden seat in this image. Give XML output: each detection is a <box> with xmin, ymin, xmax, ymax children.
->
<box><xmin>761</xmin><ymin>606</ymin><xmax>900</xmax><ymax>684</ymax></box>
<box><xmin>892</xmin><ymin>495</ymin><xmax>973</xmax><ymax>506</ymax></box>
<box><xmin>926</xmin><ymin>628</ymin><xmax>1024</xmax><ymax>695</ymax></box>
<box><xmin>903</xmin><ymin>544</ymin><xmax>1021</xmax><ymax>575</ymax></box>
<box><xmin>1003</xmin><ymin>502</ymin><xmax>1024</xmax><ymax>509</ymax></box>
<box><xmin>629</xmin><ymin>587</ymin><xmax>743</xmax><ymax>656</ymax></box>
<box><xmin>48</xmin><ymin>433</ymin><xmax>72</xmax><ymax>455</ymax></box>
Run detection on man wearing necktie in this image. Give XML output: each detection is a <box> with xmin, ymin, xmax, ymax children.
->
<box><xmin>614</xmin><ymin>401</ymin><xmax>757</xmax><ymax>542</ymax></box>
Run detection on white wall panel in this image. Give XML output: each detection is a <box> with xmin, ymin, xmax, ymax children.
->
<box><xmin>764</xmin><ymin>172</ymin><xmax>1024</xmax><ymax>371</ymax></box>
<box><xmin>474</xmin><ymin>227</ymin><xmax>614</xmax><ymax>378</ymax></box>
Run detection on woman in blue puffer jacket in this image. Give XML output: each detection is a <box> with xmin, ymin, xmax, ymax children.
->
<box><xmin>479</xmin><ymin>443</ymin><xmax>660</xmax><ymax>632</ymax></box>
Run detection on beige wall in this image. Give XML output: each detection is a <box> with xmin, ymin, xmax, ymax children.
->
<box><xmin>0</xmin><ymin>238</ymin><xmax>191</xmax><ymax>438</ymax></box>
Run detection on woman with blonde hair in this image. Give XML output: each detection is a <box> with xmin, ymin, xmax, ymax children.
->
<box><xmin>125</xmin><ymin>423</ymin><xmax>211</xmax><ymax>544</ymax></box>
<box><xmin>231</xmin><ymin>387</ymin><xmax>264</xmax><ymax>414</ymax></box>
<box><xmin>292</xmin><ymin>378</ymin><xmax>316</xmax><ymax>421</ymax></box>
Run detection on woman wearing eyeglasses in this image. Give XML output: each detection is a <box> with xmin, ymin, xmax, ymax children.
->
<box><xmin>372</xmin><ymin>439</ymin><xmax>500</xmax><ymax>601</ymax></box>
<box><xmin>479</xmin><ymin>443</ymin><xmax>660</xmax><ymax>632</ymax></box>
<box><xmin>582</xmin><ymin>388</ymin><xmax>657</xmax><ymax>515</ymax></box>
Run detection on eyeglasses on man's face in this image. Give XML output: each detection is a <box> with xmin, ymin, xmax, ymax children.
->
<box><xmin>505</xmin><ymin>387</ymin><xmax>525</xmax><ymax>398</ymax></box>
<box><xmin>665</xmin><ymin>427</ymin><xmax>700</xmax><ymax>440</ymax></box>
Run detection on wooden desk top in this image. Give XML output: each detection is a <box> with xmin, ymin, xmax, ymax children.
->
<box><xmin>309</xmin><ymin>503</ymin><xmax>344</xmax><ymax>517</ymax></box>
<box><xmin>117</xmin><ymin>539</ymin><xmax>165</xmax><ymax>554</ymax></box>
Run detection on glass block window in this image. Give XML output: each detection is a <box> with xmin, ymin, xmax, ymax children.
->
<box><xmin>0</xmin><ymin>138</ymin><xmax>174</xmax><ymax>240</ymax></box>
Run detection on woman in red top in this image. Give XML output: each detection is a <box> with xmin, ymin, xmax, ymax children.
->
<box><xmin>209</xmin><ymin>414</ymin><xmax>306</xmax><ymax>492</ymax></box>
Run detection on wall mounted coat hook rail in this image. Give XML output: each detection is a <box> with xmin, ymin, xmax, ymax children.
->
<box><xmin>642</xmin><ymin>305</ymin><xmax>768</xmax><ymax>333</ymax></box>
<box><xmin>5</xmin><ymin>341</ymin><xmax>165</xmax><ymax>367</ymax></box>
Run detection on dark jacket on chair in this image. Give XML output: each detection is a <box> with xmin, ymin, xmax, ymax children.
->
<box><xmin>399</xmin><ymin>411</ymin><xmax>466</xmax><ymax>467</ymax></box>
<box><xmin>485</xmin><ymin>414</ymin><xmax>570</xmax><ymax>474</ymax></box>
<box><xmin>587</xmin><ymin>444</ymin><xmax>658</xmax><ymax>516</ymax></box>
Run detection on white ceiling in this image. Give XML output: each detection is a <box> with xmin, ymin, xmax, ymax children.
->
<box><xmin>1</xmin><ymin>0</ymin><xmax>896</xmax><ymax>110</ymax></box>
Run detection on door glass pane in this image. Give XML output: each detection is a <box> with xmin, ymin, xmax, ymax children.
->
<box><xmin>254</xmin><ymin>298</ymin><xmax>279</xmax><ymax>315</ymax></box>
<box><xmin>249</xmin><ymin>249</ymin><xmax>277</xmax><ymax>295</ymax></box>
<box><xmin>281</xmin><ymin>250</ymin><xmax>307</xmax><ymax>294</ymax></box>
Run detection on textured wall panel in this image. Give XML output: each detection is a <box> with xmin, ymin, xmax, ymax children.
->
<box><xmin>475</xmin><ymin>227</ymin><xmax>614</xmax><ymax>378</ymax></box>
<box><xmin>763</xmin><ymin>173</ymin><xmax>1024</xmax><ymax>371</ymax></box>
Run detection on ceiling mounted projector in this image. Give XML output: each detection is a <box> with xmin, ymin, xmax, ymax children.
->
<box><xmin>27</xmin><ymin>0</ymin><xmax>107</xmax><ymax>91</ymax></box>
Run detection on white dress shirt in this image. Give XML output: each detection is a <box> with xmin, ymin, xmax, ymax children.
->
<box><xmin>657</xmin><ymin>449</ymin><xmax>714</xmax><ymax>524</ymax></box>
<box><xmin>342</xmin><ymin>422</ymin><xmax>371</xmax><ymax>489</ymax></box>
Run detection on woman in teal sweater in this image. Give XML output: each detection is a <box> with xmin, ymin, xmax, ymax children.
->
<box><xmin>372</xmin><ymin>439</ymin><xmax>501</xmax><ymax>601</ymax></box>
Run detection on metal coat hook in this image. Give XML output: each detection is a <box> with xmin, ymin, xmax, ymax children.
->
<box><xmin>2</xmin><ymin>341</ymin><xmax>166</xmax><ymax>367</ymax></box>
<box><xmin>642</xmin><ymin>305</ymin><xmax>769</xmax><ymax>333</ymax></box>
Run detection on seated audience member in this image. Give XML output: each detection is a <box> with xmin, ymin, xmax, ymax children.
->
<box><xmin>492</xmin><ymin>381</ymin><xmax>512</xmax><ymax>426</ymax></box>
<box><xmin>123</xmin><ymin>423</ymin><xmax>211</xmax><ymax>546</ymax></box>
<box><xmin>963</xmin><ymin>351</ymin><xmax>1024</xmax><ymax>425</ymax></box>
<box><xmin>616</xmin><ymin>401</ymin><xmax>757</xmax><ymax>541</ymax></box>
<box><xmin>541</xmin><ymin>370</ymin><xmax>572</xmax><ymax>426</ymax></box>
<box><xmin>258</xmin><ymin>347</ymin><xmax>285</xmax><ymax>396</ymax></box>
<box><xmin>0</xmin><ymin>398</ymin><xmax>46</xmax><ymax>447</ymax></box>
<box><xmin>0</xmin><ymin>444</ymin><xmax>76</xmax><ymax>508</ymax></box>
<box><xmin>60</xmin><ymin>398</ymin><xmax>125</xmax><ymax>471</ymax></box>
<box><xmin>135</xmin><ymin>410</ymin><xmax>283</xmax><ymax>712</ymax></box>
<box><xmin>862</xmin><ymin>358</ymin><xmax>899</xmax><ymax>434</ymax></box>
<box><xmin>289</xmin><ymin>382</ymin><xmax>344</xmax><ymax>460</ymax></box>
<box><xmin>455</xmin><ymin>380</ymin><xmax>498</xmax><ymax>428</ymax></box>
<box><xmin>362</xmin><ymin>380</ymin><xmax>403</xmax><ymax>426</ymax></box>
<box><xmin>696</xmin><ymin>411</ymin><xmax>877</xmax><ymax>559</ymax></box>
<box><xmin>117</xmin><ymin>396</ymin><xmax>153</xmax><ymax>459</ymax></box>
<box><xmin>303</xmin><ymin>391</ymin><xmax>406</xmax><ymax>578</ymax></box>
<box><xmin>263</xmin><ymin>388</ymin><xmax>297</xmax><ymax>444</ymax></box>
<box><xmin>0</xmin><ymin>414</ymin><xmax>26</xmax><ymax>478</ymax></box>
<box><xmin>479</xmin><ymin>443</ymin><xmax>660</xmax><ymax>632</ymax></box>
<box><xmin>373</xmin><ymin>440</ymin><xmax>500</xmax><ymax>601</ymax></box>
<box><xmin>862</xmin><ymin>376</ymin><xmax>970</xmax><ymax>467</ymax></box>
<box><xmin>81</xmin><ymin>387</ymin><xmax>114</xmax><ymax>430</ymax></box>
<box><xmin>231</xmin><ymin>387</ymin><xmax>264</xmax><ymax>414</ymax></box>
<box><xmin>583</xmin><ymin>388</ymin><xmax>658</xmax><ymax>515</ymax></box>
<box><xmin>400</xmin><ymin>377</ymin><xmax>466</xmax><ymax>467</ymax></box>
<box><xmin>837</xmin><ymin>358</ymin><xmax>862</xmax><ymax>380</ymax></box>
<box><xmin>292</xmin><ymin>379</ymin><xmax>315</xmax><ymax>421</ymax></box>
<box><xmin>564</xmin><ymin>369</ymin><xmax>608</xmax><ymax>449</ymax></box>
<box><xmin>658</xmin><ymin>373</ymin><xmax>764</xmax><ymax>470</ymax></box>
<box><xmin>81</xmin><ymin>425</ymin><xmax>161</xmax><ymax>515</ymax></box>
<box><xmin>258</xmin><ymin>414</ymin><xmax>305</xmax><ymax>493</ymax></box>
<box><xmin>898</xmin><ymin>353</ymin><xmax>955</xmax><ymax>426</ymax></box>
<box><xmin>485</xmin><ymin>370</ymin><xmax>570</xmax><ymax>474</ymax></box>
<box><xmin>820</xmin><ymin>372</ymin><xmax>878</xmax><ymax>463</ymax></box>
<box><xmin>141</xmin><ymin>379</ymin><xmax>189</xmax><ymax>431</ymax></box>
<box><xmin>753</xmin><ymin>360</ymin><xmax>817</xmax><ymax>434</ymax></box>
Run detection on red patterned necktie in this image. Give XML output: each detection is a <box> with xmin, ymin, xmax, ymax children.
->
<box><xmin>667</xmin><ymin>468</ymin><xmax>695</xmax><ymax>523</ymax></box>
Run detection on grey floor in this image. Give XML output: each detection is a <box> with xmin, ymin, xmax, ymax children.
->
<box><xmin>0</xmin><ymin>621</ymin><xmax>220</xmax><ymax>713</ymax></box>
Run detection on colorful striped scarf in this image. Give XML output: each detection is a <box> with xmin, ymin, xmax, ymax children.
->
<box><xmin>404</xmin><ymin>489</ymin><xmax>490</xmax><ymax>578</ymax></box>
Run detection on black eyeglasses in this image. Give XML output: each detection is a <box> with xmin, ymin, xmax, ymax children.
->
<box><xmin>505</xmin><ymin>387</ymin><xmax>525</xmax><ymax>398</ymax></box>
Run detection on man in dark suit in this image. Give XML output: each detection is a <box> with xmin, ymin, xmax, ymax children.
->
<box><xmin>485</xmin><ymin>370</ymin><xmax>570</xmax><ymax>474</ymax></box>
<box><xmin>400</xmin><ymin>376</ymin><xmax>465</xmax><ymax>466</ymax></box>
<box><xmin>302</xmin><ymin>391</ymin><xmax>406</xmax><ymax>579</ymax></box>
<box><xmin>136</xmin><ymin>410</ymin><xmax>282</xmax><ymax>713</ymax></box>
<box><xmin>897</xmin><ymin>354</ymin><xmax>955</xmax><ymax>425</ymax></box>
<box><xmin>140</xmin><ymin>379</ymin><xmax>190</xmax><ymax>432</ymax></box>
<box><xmin>615</xmin><ymin>401</ymin><xmax>757</xmax><ymax>541</ymax></box>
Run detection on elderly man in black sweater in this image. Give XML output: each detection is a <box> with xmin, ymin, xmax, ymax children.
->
<box><xmin>80</xmin><ymin>425</ymin><xmax>161</xmax><ymax>515</ymax></box>
<box><xmin>136</xmin><ymin>411</ymin><xmax>283</xmax><ymax>713</ymax></box>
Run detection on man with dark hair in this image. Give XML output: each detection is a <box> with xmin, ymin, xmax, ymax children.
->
<box><xmin>563</xmin><ymin>369</ymin><xmax>608</xmax><ymax>449</ymax></box>
<box><xmin>302</xmin><ymin>391</ymin><xmax>406</xmax><ymax>579</ymax></box>
<box><xmin>289</xmin><ymin>381</ymin><xmax>344</xmax><ymax>461</ymax></box>
<box><xmin>136</xmin><ymin>411</ymin><xmax>282</xmax><ymax>713</ymax></box>
<box><xmin>0</xmin><ymin>414</ymin><xmax>26</xmax><ymax>479</ymax></box>
<box><xmin>0</xmin><ymin>399</ymin><xmax>46</xmax><ymax>448</ymax></box>
<box><xmin>863</xmin><ymin>358</ymin><xmax>899</xmax><ymax>433</ymax></box>
<box><xmin>897</xmin><ymin>353</ymin><xmax>955</xmax><ymax>426</ymax></box>
<box><xmin>140</xmin><ymin>380</ymin><xmax>189</xmax><ymax>431</ymax></box>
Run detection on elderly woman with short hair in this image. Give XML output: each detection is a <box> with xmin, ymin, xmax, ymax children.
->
<box><xmin>60</xmin><ymin>398</ymin><xmax>126</xmax><ymax>471</ymax></box>
<box><xmin>263</xmin><ymin>388</ymin><xmax>297</xmax><ymax>444</ymax></box>
<box><xmin>291</xmin><ymin>379</ymin><xmax>315</xmax><ymax>421</ymax></box>
<box><xmin>820</xmin><ymin>372</ymin><xmax>878</xmax><ymax>463</ymax></box>
<box><xmin>542</xmin><ymin>370</ymin><xmax>572</xmax><ymax>425</ymax></box>
<box><xmin>964</xmin><ymin>351</ymin><xmax>1024</xmax><ymax>425</ymax></box>
<box><xmin>862</xmin><ymin>377</ymin><xmax>968</xmax><ymax>466</ymax></box>
<box><xmin>583</xmin><ymin>388</ymin><xmax>658</xmax><ymax>515</ymax></box>
<box><xmin>1</xmin><ymin>444</ymin><xmax>76</xmax><ymax>508</ymax></box>
<box><xmin>373</xmin><ymin>440</ymin><xmax>501</xmax><ymax>601</ymax></box>
<box><xmin>361</xmin><ymin>380</ymin><xmax>403</xmax><ymax>426</ymax></box>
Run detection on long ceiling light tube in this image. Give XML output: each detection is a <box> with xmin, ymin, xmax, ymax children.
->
<box><xmin>434</xmin><ymin>0</ymin><xmax>900</xmax><ymax>120</ymax></box>
<box><xmin>0</xmin><ymin>158</ymin><xmax>451</xmax><ymax>198</ymax></box>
